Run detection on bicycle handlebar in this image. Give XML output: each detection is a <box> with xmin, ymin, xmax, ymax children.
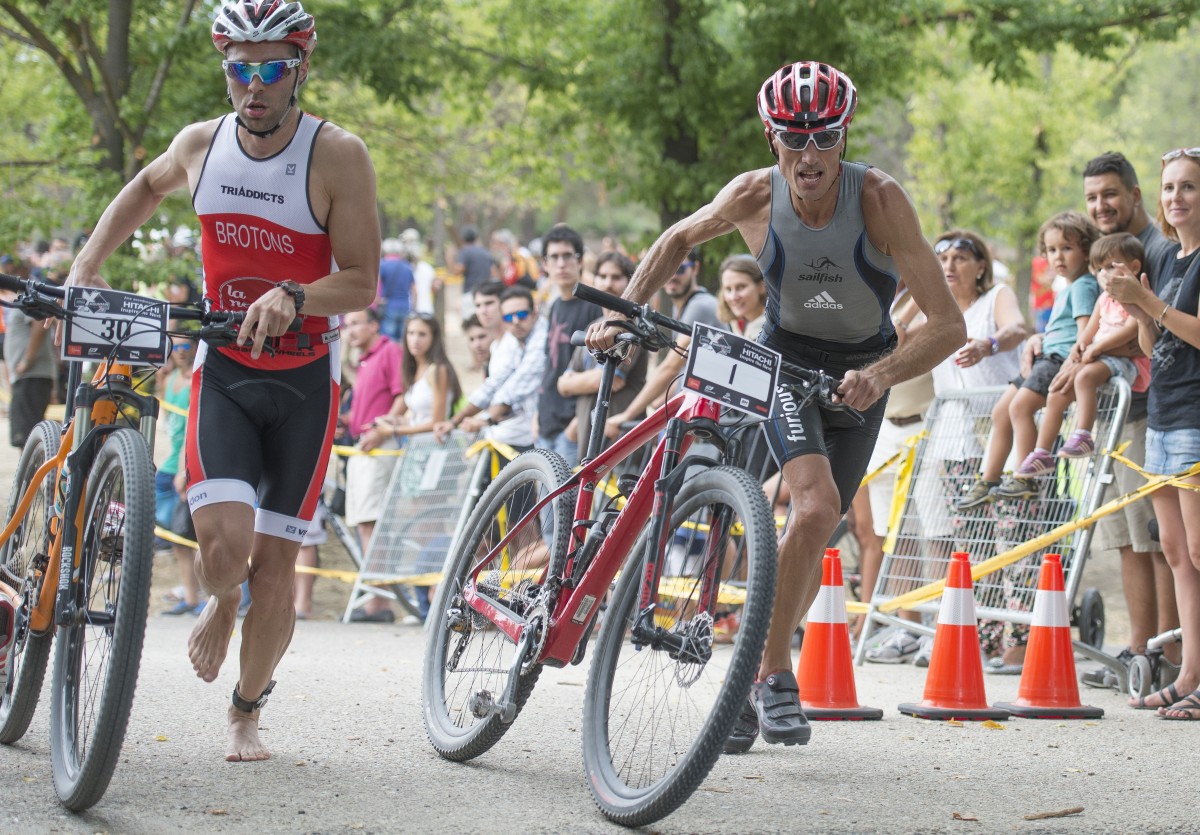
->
<box><xmin>573</xmin><ymin>282</ymin><xmax>691</xmax><ymax>338</ymax></box>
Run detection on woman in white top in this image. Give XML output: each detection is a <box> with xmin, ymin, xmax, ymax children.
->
<box><xmin>376</xmin><ymin>313</ymin><xmax>462</xmax><ymax>440</ymax></box>
<box><xmin>898</xmin><ymin>229</ymin><xmax>1028</xmax><ymax>667</ymax></box>
<box><xmin>716</xmin><ymin>254</ymin><xmax>767</xmax><ymax>341</ymax></box>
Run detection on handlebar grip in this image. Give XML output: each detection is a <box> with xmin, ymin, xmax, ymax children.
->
<box><xmin>572</xmin><ymin>282</ymin><xmax>691</xmax><ymax>337</ymax></box>
<box><xmin>0</xmin><ymin>272</ymin><xmax>65</xmax><ymax>299</ymax></box>
<box><xmin>573</xmin><ymin>282</ymin><xmax>638</xmax><ymax>317</ymax></box>
<box><xmin>570</xmin><ymin>330</ymin><xmax>588</xmax><ymax>347</ymax></box>
<box><xmin>0</xmin><ymin>272</ymin><xmax>23</xmax><ymax>293</ymax></box>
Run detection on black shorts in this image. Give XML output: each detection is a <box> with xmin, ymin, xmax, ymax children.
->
<box><xmin>760</xmin><ymin>349</ymin><xmax>888</xmax><ymax>515</ymax></box>
<box><xmin>1010</xmin><ymin>353</ymin><xmax>1065</xmax><ymax>397</ymax></box>
<box><xmin>184</xmin><ymin>345</ymin><xmax>339</xmax><ymax>542</ymax></box>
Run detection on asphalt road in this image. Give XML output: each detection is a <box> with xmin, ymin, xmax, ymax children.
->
<box><xmin>0</xmin><ymin>615</ymin><xmax>1193</xmax><ymax>835</ymax></box>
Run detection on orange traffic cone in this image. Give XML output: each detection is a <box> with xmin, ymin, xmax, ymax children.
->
<box><xmin>898</xmin><ymin>552</ymin><xmax>1010</xmax><ymax>721</ymax></box>
<box><xmin>797</xmin><ymin>549</ymin><xmax>883</xmax><ymax>720</ymax></box>
<box><xmin>995</xmin><ymin>553</ymin><xmax>1103</xmax><ymax>719</ymax></box>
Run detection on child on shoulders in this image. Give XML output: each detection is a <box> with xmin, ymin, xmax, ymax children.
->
<box><xmin>1016</xmin><ymin>233</ymin><xmax>1150</xmax><ymax>474</ymax></box>
<box><xmin>956</xmin><ymin>211</ymin><xmax>1102</xmax><ymax>509</ymax></box>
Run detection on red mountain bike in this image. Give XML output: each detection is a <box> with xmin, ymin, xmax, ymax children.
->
<box><xmin>423</xmin><ymin>284</ymin><xmax>858</xmax><ymax>826</ymax></box>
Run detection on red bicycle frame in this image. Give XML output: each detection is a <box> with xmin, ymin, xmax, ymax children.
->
<box><xmin>460</xmin><ymin>388</ymin><xmax>722</xmax><ymax>667</ymax></box>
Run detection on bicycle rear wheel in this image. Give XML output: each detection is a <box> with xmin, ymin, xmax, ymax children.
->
<box><xmin>0</xmin><ymin>420</ymin><xmax>61</xmax><ymax>744</ymax></box>
<box><xmin>49</xmin><ymin>428</ymin><xmax>154</xmax><ymax>811</ymax></box>
<box><xmin>582</xmin><ymin>466</ymin><xmax>776</xmax><ymax>827</ymax></box>
<box><xmin>423</xmin><ymin>448</ymin><xmax>575</xmax><ymax>761</ymax></box>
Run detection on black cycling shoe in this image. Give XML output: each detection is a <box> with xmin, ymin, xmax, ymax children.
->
<box><xmin>751</xmin><ymin>670</ymin><xmax>811</xmax><ymax>746</ymax></box>
<box><xmin>723</xmin><ymin>697</ymin><xmax>760</xmax><ymax>755</ymax></box>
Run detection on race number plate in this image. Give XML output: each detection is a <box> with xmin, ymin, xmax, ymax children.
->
<box><xmin>62</xmin><ymin>287</ymin><xmax>169</xmax><ymax>365</ymax></box>
<box><xmin>682</xmin><ymin>322</ymin><xmax>781</xmax><ymax>417</ymax></box>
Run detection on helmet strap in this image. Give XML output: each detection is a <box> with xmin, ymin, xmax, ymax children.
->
<box><xmin>233</xmin><ymin>75</ymin><xmax>300</xmax><ymax>139</ymax></box>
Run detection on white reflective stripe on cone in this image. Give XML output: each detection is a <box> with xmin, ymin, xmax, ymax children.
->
<box><xmin>937</xmin><ymin>586</ymin><xmax>977</xmax><ymax>627</ymax></box>
<box><xmin>1031</xmin><ymin>588</ymin><xmax>1070</xmax><ymax>628</ymax></box>
<box><xmin>807</xmin><ymin>584</ymin><xmax>848</xmax><ymax>625</ymax></box>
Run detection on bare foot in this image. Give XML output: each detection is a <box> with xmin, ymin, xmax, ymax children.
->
<box><xmin>188</xmin><ymin>590</ymin><xmax>240</xmax><ymax>682</ymax></box>
<box><xmin>225</xmin><ymin>705</ymin><xmax>270</xmax><ymax>762</ymax></box>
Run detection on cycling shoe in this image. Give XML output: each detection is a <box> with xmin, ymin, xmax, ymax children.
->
<box><xmin>722</xmin><ymin>697</ymin><xmax>760</xmax><ymax>754</ymax></box>
<box><xmin>751</xmin><ymin>670</ymin><xmax>811</xmax><ymax>746</ymax></box>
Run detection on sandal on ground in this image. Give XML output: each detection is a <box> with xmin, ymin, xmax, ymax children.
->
<box><xmin>985</xmin><ymin>656</ymin><xmax>1024</xmax><ymax>675</ymax></box>
<box><xmin>1130</xmin><ymin>682</ymin><xmax>1182</xmax><ymax>710</ymax></box>
<box><xmin>722</xmin><ymin>697</ymin><xmax>760</xmax><ymax>755</ymax></box>
<box><xmin>1158</xmin><ymin>690</ymin><xmax>1200</xmax><ymax>721</ymax></box>
<box><xmin>749</xmin><ymin>670</ymin><xmax>811</xmax><ymax>746</ymax></box>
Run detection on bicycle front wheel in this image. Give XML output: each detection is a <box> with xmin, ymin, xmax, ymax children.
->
<box><xmin>50</xmin><ymin>427</ymin><xmax>155</xmax><ymax>811</ymax></box>
<box><xmin>582</xmin><ymin>465</ymin><xmax>777</xmax><ymax>827</ymax></box>
<box><xmin>0</xmin><ymin>420</ymin><xmax>61</xmax><ymax>744</ymax></box>
<box><xmin>423</xmin><ymin>448</ymin><xmax>575</xmax><ymax>761</ymax></box>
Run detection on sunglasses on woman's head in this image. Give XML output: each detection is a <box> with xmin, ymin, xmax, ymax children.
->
<box><xmin>222</xmin><ymin>58</ymin><xmax>302</xmax><ymax>86</ymax></box>
<box><xmin>934</xmin><ymin>237</ymin><xmax>984</xmax><ymax>259</ymax></box>
<box><xmin>1162</xmin><ymin>147</ymin><xmax>1200</xmax><ymax>164</ymax></box>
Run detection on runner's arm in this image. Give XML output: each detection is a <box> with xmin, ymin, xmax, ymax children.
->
<box><xmin>68</xmin><ymin>122</ymin><xmax>214</xmax><ymax>289</ymax></box>
<box><xmin>844</xmin><ymin>172</ymin><xmax>965</xmax><ymax>410</ymax></box>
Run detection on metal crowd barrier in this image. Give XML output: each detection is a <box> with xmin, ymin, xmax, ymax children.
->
<box><xmin>853</xmin><ymin>379</ymin><xmax>1131</xmax><ymax>666</ymax></box>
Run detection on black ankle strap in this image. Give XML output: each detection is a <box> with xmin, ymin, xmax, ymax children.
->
<box><xmin>232</xmin><ymin>680</ymin><xmax>276</xmax><ymax>713</ymax></box>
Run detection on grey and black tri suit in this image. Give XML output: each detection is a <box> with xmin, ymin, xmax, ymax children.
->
<box><xmin>755</xmin><ymin>161</ymin><xmax>898</xmax><ymax>513</ymax></box>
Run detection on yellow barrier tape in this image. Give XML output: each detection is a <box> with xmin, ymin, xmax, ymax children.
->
<box><xmin>877</xmin><ymin>458</ymin><xmax>1200</xmax><ymax>614</ymax></box>
<box><xmin>655</xmin><ymin>576</ymin><xmax>747</xmax><ymax>606</ymax></box>
<box><xmin>158</xmin><ymin>397</ymin><xmax>188</xmax><ymax>417</ymax></box>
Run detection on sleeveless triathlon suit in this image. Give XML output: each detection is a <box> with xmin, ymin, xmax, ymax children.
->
<box><xmin>754</xmin><ymin>161</ymin><xmax>900</xmax><ymax>513</ymax></box>
<box><xmin>185</xmin><ymin>113</ymin><xmax>340</xmax><ymax>541</ymax></box>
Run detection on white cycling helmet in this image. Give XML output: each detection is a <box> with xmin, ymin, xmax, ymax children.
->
<box><xmin>212</xmin><ymin>1</ymin><xmax>316</xmax><ymax>57</ymax></box>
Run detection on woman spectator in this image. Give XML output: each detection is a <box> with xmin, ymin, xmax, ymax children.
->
<box><xmin>716</xmin><ymin>254</ymin><xmax>767</xmax><ymax>340</ymax></box>
<box><xmin>883</xmin><ymin>229</ymin><xmax>1028</xmax><ymax>667</ymax></box>
<box><xmin>1107</xmin><ymin>147</ymin><xmax>1200</xmax><ymax>719</ymax></box>
<box><xmin>369</xmin><ymin>312</ymin><xmax>462</xmax><ymax>442</ymax></box>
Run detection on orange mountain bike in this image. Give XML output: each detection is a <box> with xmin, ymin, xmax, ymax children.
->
<box><xmin>0</xmin><ymin>272</ymin><xmax>242</xmax><ymax>811</ymax></box>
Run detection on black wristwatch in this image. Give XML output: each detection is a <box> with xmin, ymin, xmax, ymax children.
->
<box><xmin>276</xmin><ymin>280</ymin><xmax>305</xmax><ymax>314</ymax></box>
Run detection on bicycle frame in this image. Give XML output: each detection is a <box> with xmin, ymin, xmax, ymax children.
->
<box><xmin>0</xmin><ymin>359</ymin><xmax>157</xmax><ymax>634</ymax></box>
<box><xmin>460</xmin><ymin>386</ymin><xmax>725</xmax><ymax>668</ymax></box>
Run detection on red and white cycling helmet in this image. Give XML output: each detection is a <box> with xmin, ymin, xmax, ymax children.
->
<box><xmin>757</xmin><ymin>61</ymin><xmax>857</xmax><ymax>135</ymax></box>
<box><xmin>212</xmin><ymin>1</ymin><xmax>317</xmax><ymax>57</ymax></box>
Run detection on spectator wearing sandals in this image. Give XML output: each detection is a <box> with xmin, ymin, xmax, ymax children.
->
<box><xmin>1106</xmin><ymin>146</ymin><xmax>1200</xmax><ymax>719</ymax></box>
<box><xmin>1079</xmin><ymin>152</ymin><xmax>1180</xmax><ymax>687</ymax></box>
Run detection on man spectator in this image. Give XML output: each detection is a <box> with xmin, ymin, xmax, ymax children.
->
<box><xmin>604</xmin><ymin>247</ymin><xmax>726</xmax><ymax>435</ymax></box>
<box><xmin>377</xmin><ymin>237</ymin><xmax>415</xmax><ymax>340</ymax></box>
<box><xmin>463</xmin><ymin>315</ymin><xmax>493</xmax><ymax>378</ymax></box>
<box><xmin>535</xmin><ymin>225</ymin><xmax>601</xmax><ymax>467</ymax></box>
<box><xmin>454</xmin><ymin>225</ymin><xmax>496</xmax><ymax>319</ymax></box>
<box><xmin>5</xmin><ymin>255</ymin><xmax>57</xmax><ymax>448</ymax></box>
<box><xmin>342</xmin><ymin>307</ymin><xmax>404</xmax><ymax>623</ymax></box>
<box><xmin>557</xmin><ymin>250</ymin><xmax>647</xmax><ymax>461</ymax></box>
<box><xmin>439</xmin><ymin>285</ymin><xmax>546</xmax><ymax>452</ymax></box>
<box><xmin>1078</xmin><ymin>151</ymin><xmax>1180</xmax><ymax>686</ymax></box>
<box><xmin>401</xmin><ymin>227</ymin><xmax>439</xmax><ymax>318</ymax></box>
<box><xmin>471</xmin><ymin>280</ymin><xmax>506</xmax><ymax>357</ymax></box>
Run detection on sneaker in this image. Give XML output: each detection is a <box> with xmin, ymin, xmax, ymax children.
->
<box><xmin>350</xmin><ymin>608</ymin><xmax>395</xmax><ymax>623</ymax></box>
<box><xmin>1015</xmin><ymin>449</ymin><xmax>1056</xmax><ymax>477</ymax></box>
<box><xmin>993</xmin><ymin>475</ymin><xmax>1038</xmax><ymax>500</ymax></box>
<box><xmin>723</xmin><ymin>697</ymin><xmax>760</xmax><ymax>754</ymax></box>
<box><xmin>912</xmin><ymin>635</ymin><xmax>934</xmax><ymax>668</ymax></box>
<box><xmin>954</xmin><ymin>479</ymin><xmax>999</xmax><ymax>511</ymax></box>
<box><xmin>865</xmin><ymin>628</ymin><xmax>921</xmax><ymax>664</ymax></box>
<box><xmin>713</xmin><ymin>611</ymin><xmax>740</xmax><ymax>645</ymax></box>
<box><xmin>1058</xmin><ymin>429</ymin><xmax>1095</xmax><ymax>459</ymax></box>
<box><xmin>162</xmin><ymin>599</ymin><xmax>199</xmax><ymax>616</ymax></box>
<box><xmin>1081</xmin><ymin>647</ymin><xmax>1134</xmax><ymax>690</ymax></box>
<box><xmin>750</xmin><ymin>670</ymin><xmax>811</xmax><ymax>746</ymax></box>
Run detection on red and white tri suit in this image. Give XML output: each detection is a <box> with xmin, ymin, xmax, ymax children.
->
<box><xmin>184</xmin><ymin>112</ymin><xmax>340</xmax><ymax>542</ymax></box>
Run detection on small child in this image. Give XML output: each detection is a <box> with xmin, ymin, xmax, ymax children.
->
<box><xmin>957</xmin><ymin>211</ymin><xmax>1101</xmax><ymax>508</ymax></box>
<box><xmin>1014</xmin><ymin>233</ymin><xmax>1151</xmax><ymax>475</ymax></box>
